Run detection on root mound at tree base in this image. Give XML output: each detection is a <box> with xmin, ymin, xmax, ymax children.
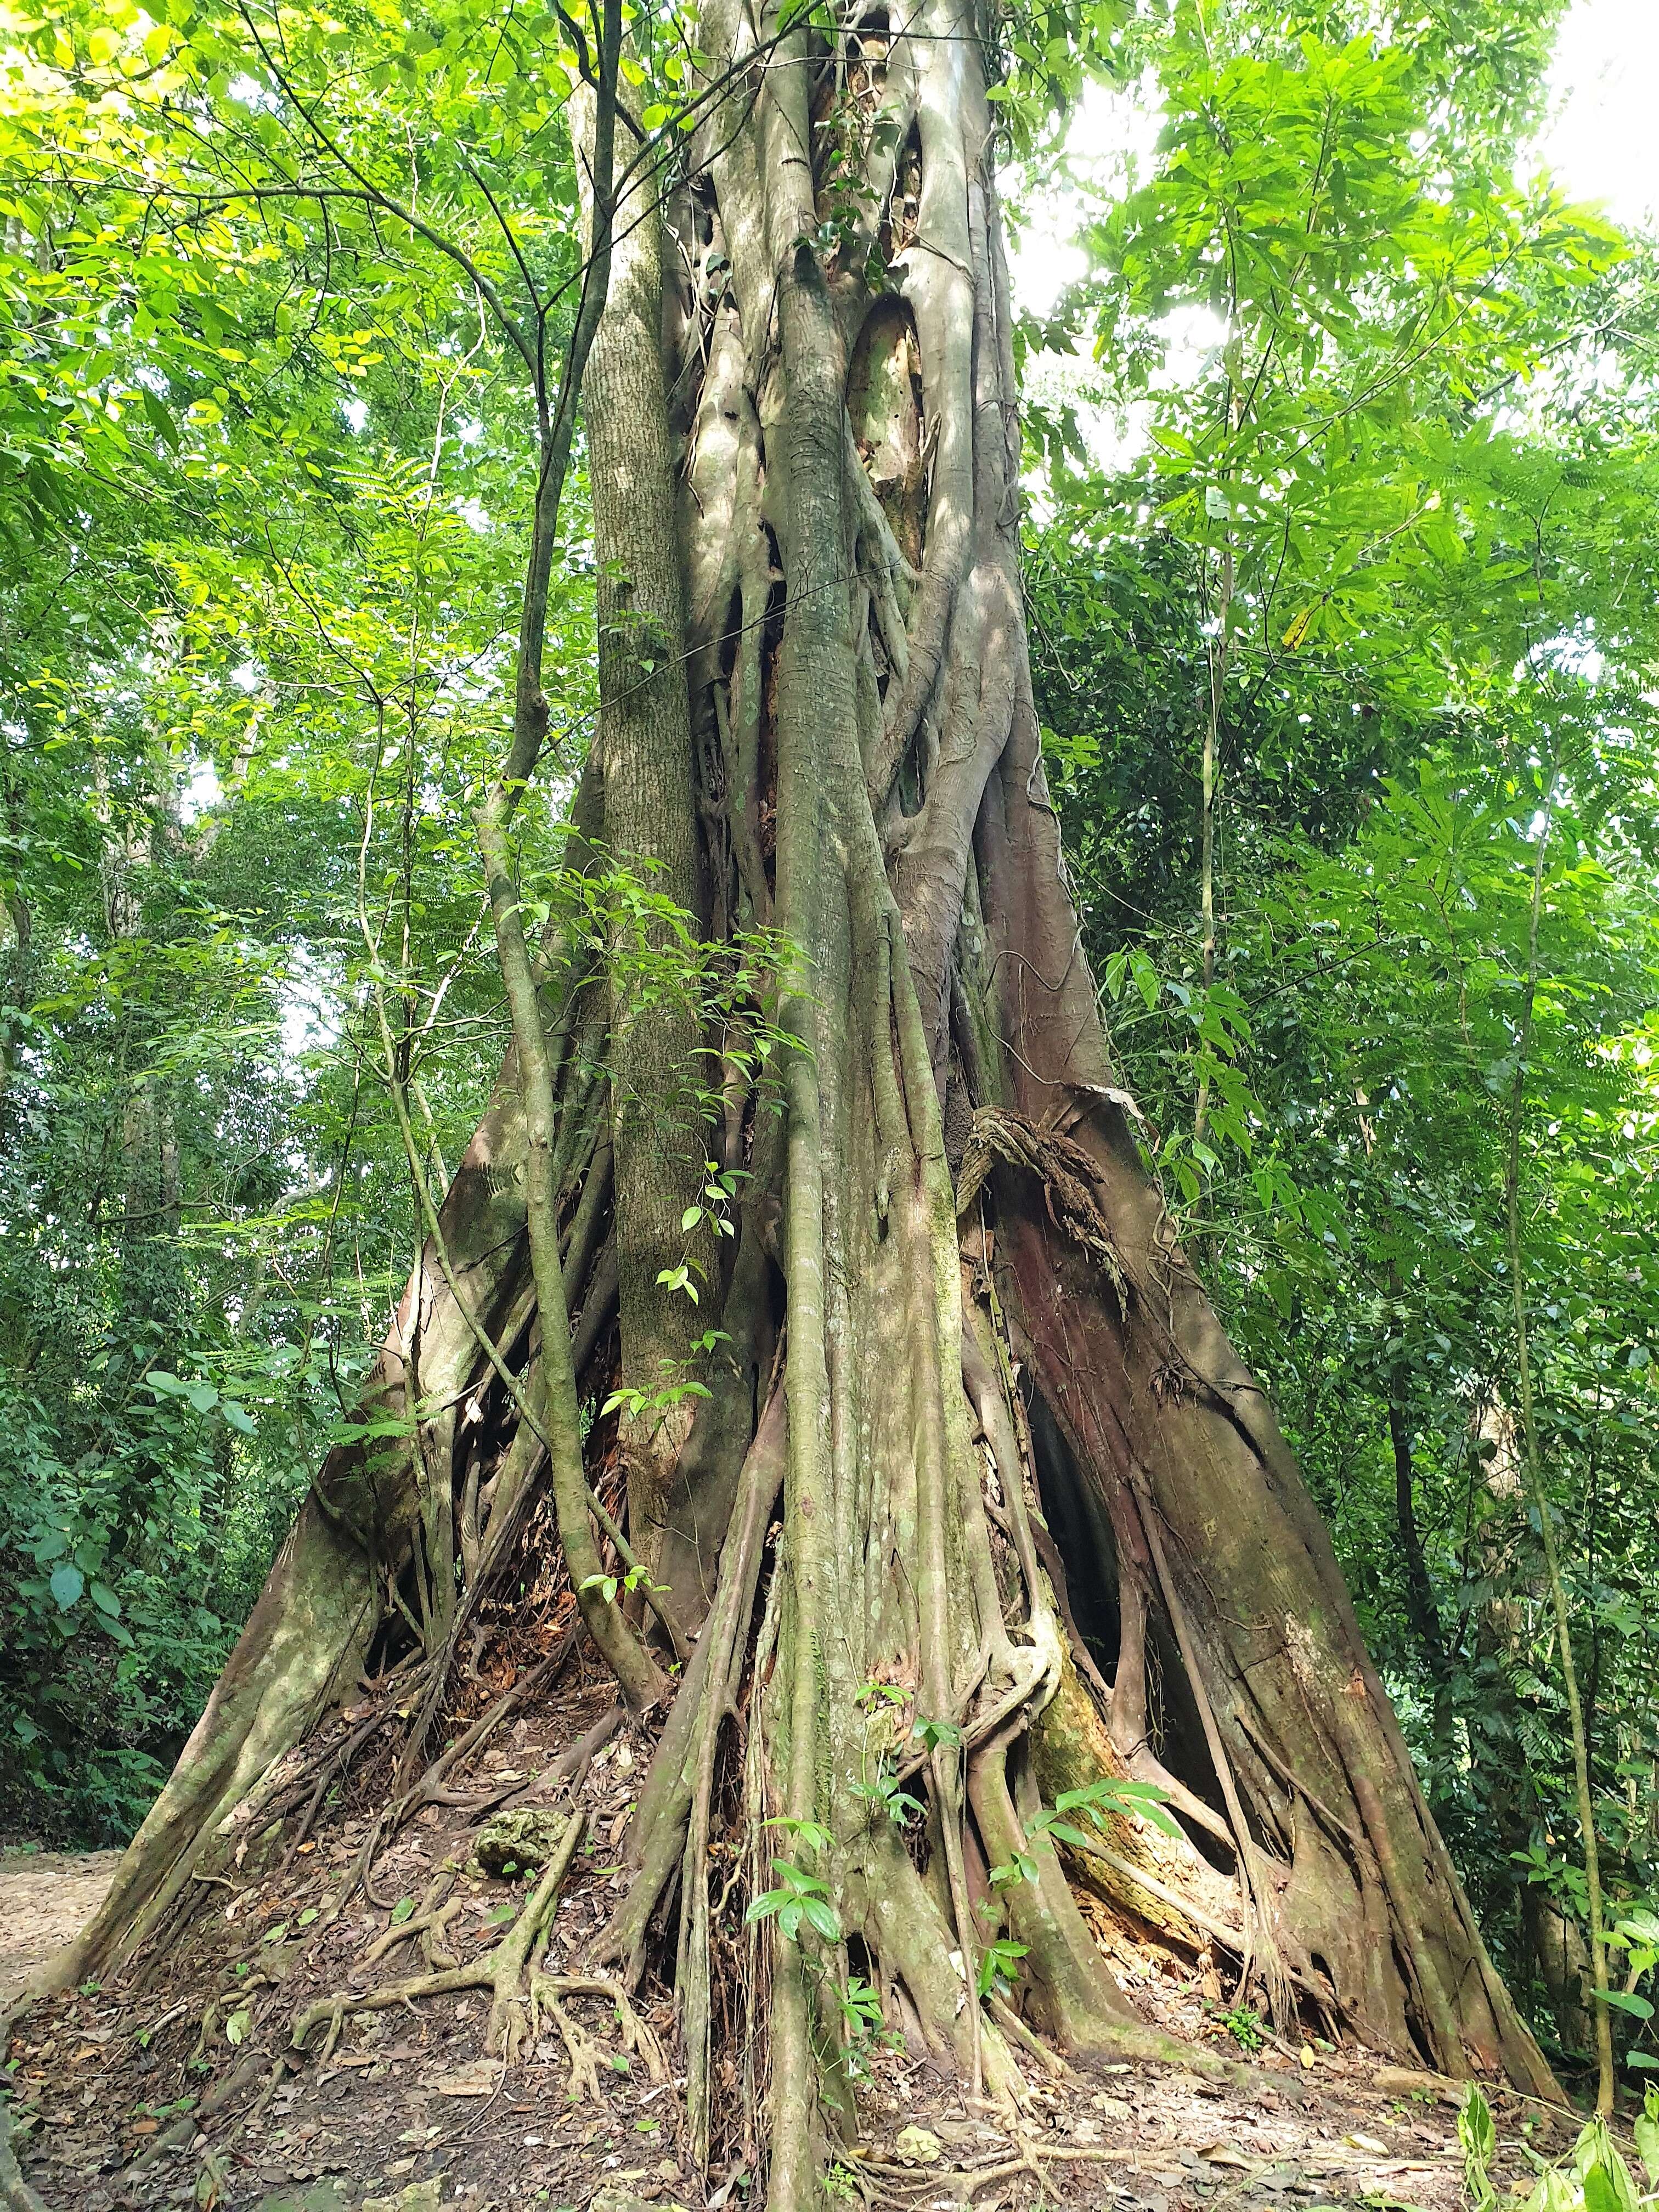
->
<box><xmin>4</xmin><ymin>1647</ymin><xmax>1571</xmax><ymax>2212</ymax></box>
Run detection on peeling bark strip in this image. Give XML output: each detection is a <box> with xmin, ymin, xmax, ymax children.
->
<box><xmin>54</xmin><ymin>0</ymin><xmax>1555</xmax><ymax>2200</ymax></box>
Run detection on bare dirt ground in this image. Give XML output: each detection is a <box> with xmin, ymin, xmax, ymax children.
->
<box><xmin>0</xmin><ymin>1853</ymin><xmax>122</xmax><ymax>2010</ymax></box>
<box><xmin>0</xmin><ymin>1660</ymin><xmax>1578</xmax><ymax>2212</ymax></box>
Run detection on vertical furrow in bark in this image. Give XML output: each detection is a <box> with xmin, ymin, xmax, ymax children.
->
<box><xmin>885</xmin><ymin>46</ymin><xmax>1024</xmax><ymax>1070</ymax></box>
<box><xmin>750</xmin><ymin>21</ymin><xmax>855</xmax><ymax>2196</ymax></box>
<box><xmin>872</xmin><ymin>0</ymin><xmax>976</xmax><ymax>788</ymax></box>
<box><xmin>684</xmin><ymin>315</ymin><xmax>775</xmax><ymax>926</ymax></box>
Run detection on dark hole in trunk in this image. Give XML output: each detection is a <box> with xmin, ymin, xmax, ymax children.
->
<box><xmin>363</xmin><ymin>1553</ymin><xmax>426</xmax><ymax>1678</ymax></box>
<box><xmin>1026</xmin><ymin>1383</ymin><xmax>1120</xmax><ymax>1660</ymax></box>
<box><xmin>1024</xmin><ymin>1381</ymin><xmax>1234</xmax><ymax>1865</ymax></box>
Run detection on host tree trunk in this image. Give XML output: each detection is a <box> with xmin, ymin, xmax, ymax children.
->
<box><xmin>54</xmin><ymin>0</ymin><xmax>1555</xmax><ymax>2199</ymax></box>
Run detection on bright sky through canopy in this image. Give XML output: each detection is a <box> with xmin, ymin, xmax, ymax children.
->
<box><xmin>1012</xmin><ymin>0</ymin><xmax>1655</xmax><ymax>328</ymax></box>
<box><xmin>1535</xmin><ymin>0</ymin><xmax>1659</xmax><ymax>229</ymax></box>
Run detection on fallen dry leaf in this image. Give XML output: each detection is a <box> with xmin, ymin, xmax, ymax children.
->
<box><xmin>431</xmin><ymin>2067</ymin><xmax>498</xmax><ymax>2098</ymax></box>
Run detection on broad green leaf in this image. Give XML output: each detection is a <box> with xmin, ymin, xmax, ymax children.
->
<box><xmin>49</xmin><ymin>1564</ymin><xmax>84</xmax><ymax>1610</ymax></box>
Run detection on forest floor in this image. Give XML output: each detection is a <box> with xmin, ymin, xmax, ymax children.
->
<box><xmin>1</xmin><ymin>1854</ymin><xmax>121</xmax><ymax>2010</ymax></box>
<box><xmin>1</xmin><ymin>1657</ymin><xmax>1577</xmax><ymax>2212</ymax></box>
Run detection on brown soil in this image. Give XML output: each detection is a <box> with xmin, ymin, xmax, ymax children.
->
<box><xmin>1</xmin><ymin>1657</ymin><xmax>1574</xmax><ymax>2212</ymax></box>
<box><xmin>1</xmin><ymin>1852</ymin><xmax>122</xmax><ymax>2009</ymax></box>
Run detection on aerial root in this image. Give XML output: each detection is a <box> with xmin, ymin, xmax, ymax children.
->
<box><xmin>856</xmin><ymin>2140</ymin><xmax>1139</xmax><ymax>2203</ymax></box>
<box><xmin>984</xmin><ymin>1992</ymin><xmax>1071</xmax><ymax>2079</ymax></box>
<box><xmin>291</xmin><ymin>1965</ymin><xmax>488</xmax><ymax>2068</ymax></box>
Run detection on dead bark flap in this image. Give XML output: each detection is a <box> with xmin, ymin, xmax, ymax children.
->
<box><xmin>956</xmin><ymin>1104</ymin><xmax>1128</xmax><ymax>1316</ymax></box>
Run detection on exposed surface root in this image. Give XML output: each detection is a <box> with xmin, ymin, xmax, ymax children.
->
<box><xmin>293</xmin><ymin>1807</ymin><xmax>586</xmax><ymax>2068</ymax></box>
<box><xmin>7</xmin><ymin>1661</ymin><xmax>1569</xmax><ymax>2212</ymax></box>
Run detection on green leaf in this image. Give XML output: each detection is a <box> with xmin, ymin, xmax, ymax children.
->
<box><xmin>1583</xmin><ymin>2157</ymin><xmax>1637</xmax><ymax>2212</ymax></box>
<box><xmin>224</xmin><ymin>2008</ymin><xmax>251</xmax><ymax>2046</ymax></box>
<box><xmin>1598</xmin><ymin>1989</ymin><xmax>1653</xmax><ymax>2019</ymax></box>
<box><xmin>802</xmin><ymin>1896</ymin><xmax>842</xmax><ymax>1943</ymax></box>
<box><xmin>390</xmin><ymin>1896</ymin><xmax>415</xmax><ymax>1923</ymax></box>
<box><xmin>1632</xmin><ymin>2096</ymin><xmax>1658</xmax><ymax>2187</ymax></box>
<box><xmin>1526</xmin><ymin>2168</ymin><xmax>1579</xmax><ymax>2212</ymax></box>
<box><xmin>1459</xmin><ymin>2082</ymin><xmax>1497</xmax><ymax>2212</ymax></box>
<box><xmin>139</xmin><ymin>385</ymin><xmax>179</xmax><ymax>448</ymax></box>
<box><xmin>764</xmin><ymin>1817</ymin><xmax>833</xmax><ymax>1853</ymax></box>
<box><xmin>49</xmin><ymin>1564</ymin><xmax>84</xmax><ymax>1610</ymax></box>
<box><xmin>1045</xmin><ymin>1819</ymin><xmax>1095</xmax><ymax>1850</ymax></box>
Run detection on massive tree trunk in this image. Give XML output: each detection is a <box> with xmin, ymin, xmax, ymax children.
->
<box><xmin>52</xmin><ymin>0</ymin><xmax>1555</xmax><ymax>2198</ymax></box>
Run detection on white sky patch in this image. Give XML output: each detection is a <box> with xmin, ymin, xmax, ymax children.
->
<box><xmin>224</xmin><ymin>71</ymin><xmax>283</xmax><ymax>114</ymax></box>
<box><xmin>456</xmin><ymin>495</ymin><xmax>490</xmax><ymax>532</ymax></box>
<box><xmin>1154</xmin><ymin>303</ymin><xmax>1227</xmax><ymax>388</ymax></box>
<box><xmin>1007</xmin><ymin>71</ymin><xmax>1164</xmax><ymax>323</ymax></box>
<box><xmin>279</xmin><ymin>958</ymin><xmax>344</xmax><ymax>1066</ymax></box>
<box><xmin>1531</xmin><ymin>0</ymin><xmax>1659</xmax><ymax>230</ymax></box>
<box><xmin>342</xmin><ymin>397</ymin><xmax>369</xmax><ymax>434</ymax></box>
<box><xmin>1534</xmin><ymin>630</ymin><xmax>1607</xmax><ymax>684</ymax></box>
<box><xmin>1006</xmin><ymin>75</ymin><xmax>1165</xmax><ymax>479</ymax></box>
<box><xmin>178</xmin><ymin>758</ymin><xmax>222</xmax><ymax>822</ymax></box>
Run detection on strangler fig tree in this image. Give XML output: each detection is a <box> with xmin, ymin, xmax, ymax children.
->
<box><xmin>55</xmin><ymin>0</ymin><xmax>1558</xmax><ymax>2200</ymax></box>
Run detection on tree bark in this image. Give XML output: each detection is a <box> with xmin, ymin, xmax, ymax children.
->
<box><xmin>579</xmin><ymin>91</ymin><xmax>714</xmax><ymax>1579</ymax></box>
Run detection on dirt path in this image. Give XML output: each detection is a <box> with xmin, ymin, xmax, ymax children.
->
<box><xmin>0</xmin><ymin>1851</ymin><xmax>121</xmax><ymax>2007</ymax></box>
